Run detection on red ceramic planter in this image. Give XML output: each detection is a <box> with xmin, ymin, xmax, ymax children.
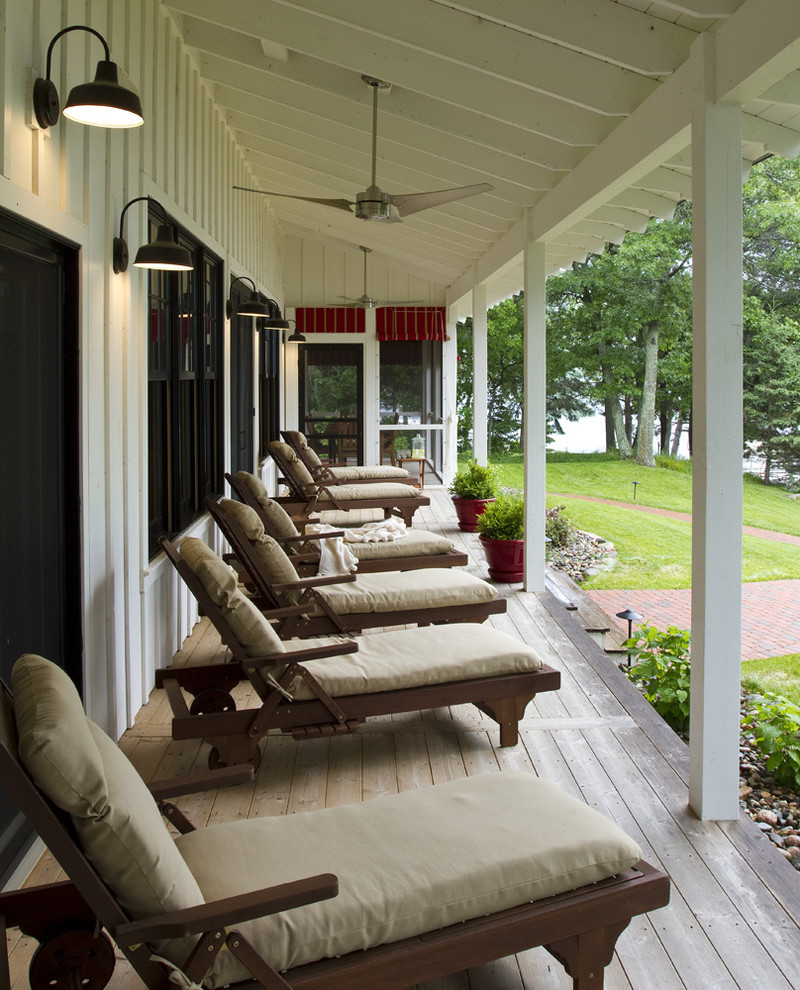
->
<box><xmin>479</xmin><ymin>534</ymin><xmax>524</xmax><ymax>583</ymax></box>
<box><xmin>451</xmin><ymin>496</ymin><xmax>495</xmax><ymax>532</ymax></box>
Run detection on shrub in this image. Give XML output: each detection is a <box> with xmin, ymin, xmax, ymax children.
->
<box><xmin>449</xmin><ymin>460</ymin><xmax>500</xmax><ymax>500</ymax></box>
<box><xmin>545</xmin><ymin>504</ymin><xmax>573</xmax><ymax>547</ymax></box>
<box><xmin>477</xmin><ymin>492</ymin><xmax>524</xmax><ymax>540</ymax></box>
<box><xmin>743</xmin><ymin>691</ymin><xmax>800</xmax><ymax>790</ymax></box>
<box><xmin>624</xmin><ymin>623</ymin><xmax>692</xmax><ymax>734</ymax></box>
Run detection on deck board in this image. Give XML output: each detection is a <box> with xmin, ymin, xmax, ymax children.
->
<box><xmin>11</xmin><ymin>488</ymin><xmax>800</xmax><ymax>990</ymax></box>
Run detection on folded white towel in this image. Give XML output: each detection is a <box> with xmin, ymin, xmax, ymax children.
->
<box><xmin>341</xmin><ymin>518</ymin><xmax>409</xmax><ymax>543</ymax></box>
<box><xmin>303</xmin><ymin>524</ymin><xmax>359</xmax><ymax>576</ymax></box>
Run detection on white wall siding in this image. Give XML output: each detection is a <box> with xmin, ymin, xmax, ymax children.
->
<box><xmin>0</xmin><ymin>0</ymin><xmax>285</xmax><ymax>736</ymax></box>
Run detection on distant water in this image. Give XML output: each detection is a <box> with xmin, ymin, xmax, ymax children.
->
<box><xmin>547</xmin><ymin>415</ymin><xmax>690</xmax><ymax>458</ymax></box>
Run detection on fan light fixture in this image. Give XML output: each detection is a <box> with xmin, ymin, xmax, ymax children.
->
<box><xmin>112</xmin><ymin>197</ymin><xmax>194</xmax><ymax>273</ymax></box>
<box><xmin>33</xmin><ymin>25</ymin><xmax>144</xmax><ymax>129</ymax></box>
<box><xmin>226</xmin><ymin>276</ymin><xmax>270</xmax><ymax>319</ymax></box>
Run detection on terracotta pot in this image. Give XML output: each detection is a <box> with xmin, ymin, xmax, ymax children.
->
<box><xmin>479</xmin><ymin>534</ymin><xmax>524</xmax><ymax>582</ymax></box>
<box><xmin>451</xmin><ymin>496</ymin><xmax>495</xmax><ymax>532</ymax></box>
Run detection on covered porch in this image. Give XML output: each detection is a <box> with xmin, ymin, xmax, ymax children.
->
<box><xmin>11</xmin><ymin>489</ymin><xmax>800</xmax><ymax>989</ymax></box>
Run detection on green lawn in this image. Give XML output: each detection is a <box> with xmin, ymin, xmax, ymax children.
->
<box><xmin>467</xmin><ymin>452</ymin><xmax>800</xmax><ymax>536</ymax></box>
<box><xmin>742</xmin><ymin>654</ymin><xmax>800</xmax><ymax>706</ymax></box>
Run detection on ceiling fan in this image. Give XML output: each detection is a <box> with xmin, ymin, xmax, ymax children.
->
<box><xmin>234</xmin><ymin>75</ymin><xmax>494</xmax><ymax>222</ymax></box>
<box><xmin>338</xmin><ymin>246</ymin><xmax>422</xmax><ymax>308</ymax></box>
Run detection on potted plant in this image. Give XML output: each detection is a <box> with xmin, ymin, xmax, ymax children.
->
<box><xmin>477</xmin><ymin>492</ymin><xmax>524</xmax><ymax>582</ymax></box>
<box><xmin>449</xmin><ymin>460</ymin><xmax>500</xmax><ymax>531</ymax></box>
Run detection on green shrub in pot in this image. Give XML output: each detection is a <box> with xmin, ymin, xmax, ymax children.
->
<box><xmin>477</xmin><ymin>493</ymin><xmax>524</xmax><ymax>541</ymax></box>
<box><xmin>448</xmin><ymin>460</ymin><xmax>500</xmax><ymax>500</ymax></box>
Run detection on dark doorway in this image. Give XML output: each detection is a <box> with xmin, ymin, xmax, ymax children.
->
<box><xmin>299</xmin><ymin>344</ymin><xmax>363</xmax><ymax>464</ymax></box>
<box><xmin>0</xmin><ymin>211</ymin><xmax>81</xmax><ymax>882</ymax></box>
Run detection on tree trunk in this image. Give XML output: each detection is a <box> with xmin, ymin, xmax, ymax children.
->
<box><xmin>597</xmin><ymin>343</ymin><xmax>633</xmax><ymax>459</ymax></box>
<box><xmin>763</xmin><ymin>453</ymin><xmax>772</xmax><ymax>484</ymax></box>
<box><xmin>635</xmin><ymin>322</ymin><xmax>659</xmax><ymax>467</ymax></box>
<box><xmin>670</xmin><ymin>414</ymin><xmax>685</xmax><ymax>458</ymax></box>
<box><xmin>659</xmin><ymin>405</ymin><xmax>670</xmax><ymax>454</ymax></box>
<box><xmin>604</xmin><ymin>397</ymin><xmax>615</xmax><ymax>451</ymax></box>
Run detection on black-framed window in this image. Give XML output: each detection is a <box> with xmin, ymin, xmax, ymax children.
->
<box><xmin>258</xmin><ymin>324</ymin><xmax>282</xmax><ymax>460</ymax></box>
<box><xmin>147</xmin><ymin>215</ymin><xmax>222</xmax><ymax>557</ymax></box>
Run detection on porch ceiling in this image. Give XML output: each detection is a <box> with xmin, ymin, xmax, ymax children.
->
<box><xmin>162</xmin><ymin>0</ymin><xmax>800</xmax><ymax>314</ymax></box>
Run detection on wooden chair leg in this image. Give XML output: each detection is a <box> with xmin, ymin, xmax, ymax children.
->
<box><xmin>477</xmin><ymin>695</ymin><xmax>534</xmax><ymax>747</ymax></box>
<box><xmin>545</xmin><ymin>920</ymin><xmax>630</xmax><ymax>988</ymax></box>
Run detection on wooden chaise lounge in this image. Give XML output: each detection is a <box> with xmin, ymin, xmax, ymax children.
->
<box><xmin>226</xmin><ymin>472</ymin><xmax>468</xmax><ymax>572</ymax></box>
<box><xmin>0</xmin><ymin>654</ymin><xmax>670</xmax><ymax>990</ymax></box>
<box><xmin>266</xmin><ymin>440</ymin><xmax>429</xmax><ymax>523</ymax></box>
<box><xmin>154</xmin><ymin>535</ymin><xmax>560</xmax><ymax>767</ymax></box>
<box><xmin>204</xmin><ymin>499</ymin><xmax>506</xmax><ymax>636</ymax></box>
<box><xmin>281</xmin><ymin>429</ymin><xmax>415</xmax><ymax>484</ymax></box>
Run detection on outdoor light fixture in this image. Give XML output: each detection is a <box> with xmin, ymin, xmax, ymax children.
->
<box><xmin>285</xmin><ymin>320</ymin><xmax>306</xmax><ymax>343</ymax></box>
<box><xmin>34</xmin><ymin>25</ymin><xmax>144</xmax><ymax>129</ymax></box>
<box><xmin>226</xmin><ymin>276</ymin><xmax>270</xmax><ymax>319</ymax></box>
<box><xmin>112</xmin><ymin>197</ymin><xmax>194</xmax><ymax>273</ymax></box>
<box><xmin>616</xmin><ymin>607</ymin><xmax>644</xmax><ymax>667</ymax></box>
<box><xmin>264</xmin><ymin>298</ymin><xmax>291</xmax><ymax>329</ymax></box>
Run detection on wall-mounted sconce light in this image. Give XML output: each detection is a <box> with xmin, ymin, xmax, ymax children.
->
<box><xmin>34</xmin><ymin>25</ymin><xmax>144</xmax><ymax>129</ymax></box>
<box><xmin>285</xmin><ymin>320</ymin><xmax>306</xmax><ymax>342</ymax></box>
<box><xmin>264</xmin><ymin>298</ymin><xmax>291</xmax><ymax>329</ymax></box>
<box><xmin>226</xmin><ymin>276</ymin><xmax>270</xmax><ymax>319</ymax></box>
<box><xmin>112</xmin><ymin>196</ymin><xmax>194</xmax><ymax>273</ymax></box>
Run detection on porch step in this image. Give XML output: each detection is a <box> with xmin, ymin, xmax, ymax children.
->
<box><xmin>545</xmin><ymin>566</ymin><xmax>628</xmax><ymax>658</ymax></box>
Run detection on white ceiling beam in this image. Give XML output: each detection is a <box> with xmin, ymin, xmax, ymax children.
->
<box><xmin>636</xmin><ymin>165</ymin><xmax>694</xmax><ymax>199</ymax></box>
<box><xmin>713</xmin><ymin>0</ymin><xmax>800</xmax><ymax>104</ymax></box>
<box><xmin>742</xmin><ymin>111</ymin><xmax>800</xmax><ymax>157</ymax></box>
<box><xmin>166</xmin><ymin>0</ymin><xmax>620</xmax><ymax>146</ymax></box>
<box><xmin>435</xmin><ymin>0</ymin><xmax>698</xmax><ymax>75</ymax></box>
<box><xmin>273</xmin><ymin>0</ymin><xmax>658</xmax><ymax>115</ymax></box>
<box><xmin>611</xmin><ymin>188</ymin><xmax>682</xmax><ymax>217</ymax></box>
<box><xmin>654</xmin><ymin>0</ymin><xmax>740</xmax><ymax>15</ymax></box>
<box><xmin>759</xmin><ymin>69</ymin><xmax>800</xmax><ymax>106</ymax></box>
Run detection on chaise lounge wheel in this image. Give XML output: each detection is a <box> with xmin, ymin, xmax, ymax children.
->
<box><xmin>29</xmin><ymin>929</ymin><xmax>116</xmax><ymax>990</ymax></box>
<box><xmin>189</xmin><ymin>688</ymin><xmax>236</xmax><ymax>715</ymax></box>
<box><xmin>208</xmin><ymin>744</ymin><xmax>261</xmax><ymax>772</ymax></box>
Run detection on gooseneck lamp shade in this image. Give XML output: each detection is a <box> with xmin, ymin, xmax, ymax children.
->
<box><xmin>33</xmin><ymin>25</ymin><xmax>144</xmax><ymax>130</ymax></box>
<box><xmin>264</xmin><ymin>298</ymin><xmax>291</xmax><ymax>329</ymax></box>
<box><xmin>112</xmin><ymin>197</ymin><xmax>194</xmax><ymax>274</ymax></box>
<box><xmin>286</xmin><ymin>320</ymin><xmax>306</xmax><ymax>343</ymax></box>
<box><xmin>226</xmin><ymin>277</ymin><xmax>270</xmax><ymax>319</ymax></box>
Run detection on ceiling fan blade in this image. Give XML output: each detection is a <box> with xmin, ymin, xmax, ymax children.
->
<box><xmin>389</xmin><ymin>182</ymin><xmax>494</xmax><ymax>217</ymax></box>
<box><xmin>233</xmin><ymin>186</ymin><xmax>355</xmax><ymax>213</ymax></box>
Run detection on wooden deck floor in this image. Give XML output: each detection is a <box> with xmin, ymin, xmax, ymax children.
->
<box><xmin>13</xmin><ymin>489</ymin><xmax>800</xmax><ymax>989</ymax></box>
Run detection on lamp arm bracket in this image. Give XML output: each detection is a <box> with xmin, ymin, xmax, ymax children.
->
<box><xmin>45</xmin><ymin>25</ymin><xmax>110</xmax><ymax>80</ymax></box>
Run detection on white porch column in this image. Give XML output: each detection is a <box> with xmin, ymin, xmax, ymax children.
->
<box><xmin>472</xmin><ymin>283</ymin><xmax>489</xmax><ymax>464</ymax></box>
<box><xmin>443</xmin><ymin>304</ymin><xmax>459</xmax><ymax>486</ymax></box>
<box><xmin>690</xmin><ymin>39</ymin><xmax>743</xmax><ymax>820</ymax></box>
<box><xmin>523</xmin><ymin>238</ymin><xmax>547</xmax><ymax>593</ymax></box>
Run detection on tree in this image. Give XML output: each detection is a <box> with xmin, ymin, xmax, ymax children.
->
<box><xmin>546</xmin><ymin>204</ymin><xmax>693</xmax><ymax>463</ymax></box>
<box><xmin>457</xmin><ymin>293</ymin><xmax>592</xmax><ymax>454</ymax></box>
<box><xmin>741</xmin><ymin>156</ymin><xmax>800</xmax><ymax>482</ymax></box>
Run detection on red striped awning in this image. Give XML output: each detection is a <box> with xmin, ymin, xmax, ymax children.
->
<box><xmin>376</xmin><ymin>307</ymin><xmax>446</xmax><ymax>341</ymax></box>
<box><xmin>294</xmin><ymin>307</ymin><xmax>366</xmax><ymax>333</ymax></box>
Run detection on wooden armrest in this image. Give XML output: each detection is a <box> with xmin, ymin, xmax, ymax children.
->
<box><xmin>273</xmin><ymin>573</ymin><xmax>356</xmax><ymax>591</ymax></box>
<box><xmin>114</xmin><ymin>874</ymin><xmax>339</xmax><ymax>943</ymax></box>
<box><xmin>148</xmin><ymin>765</ymin><xmax>255</xmax><ymax>801</ymax></box>
<box><xmin>274</xmin><ymin>641</ymin><xmax>358</xmax><ymax>662</ymax></box>
<box><xmin>288</xmin><ymin>531</ymin><xmax>346</xmax><ymax>542</ymax></box>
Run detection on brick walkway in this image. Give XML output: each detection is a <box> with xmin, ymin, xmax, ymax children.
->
<box><xmin>552</xmin><ymin>493</ymin><xmax>800</xmax><ymax>661</ymax></box>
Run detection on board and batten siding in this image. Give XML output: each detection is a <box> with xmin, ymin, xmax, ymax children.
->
<box><xmin>0</xmin><ymin>0</ymin><xmax>285</xmax><ymax>738</ymax></box>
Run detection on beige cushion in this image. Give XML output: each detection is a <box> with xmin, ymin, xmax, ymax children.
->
<box><xmin>268</xmin><ymin>441</ymin><xmax>318</xmax><ymax>494</ymax></box>
<box><xmin>317</xmin><ymin>482</ymin><xmax>421</xmax><ymax>501</ymax></box>
<box><xmin>319</xmin><ymin>569</ymin><xmax>497</xmax><ymax>616</ymax></box>
<box><xmin>349</xmin><ymin>529</ymin><xmax>454</xmax><ymax>560</ymax></box>
<box><xmin>284</xmin><ymin>430</ymin><xmax>324</xmax><ymax>468</ymax></box>
<box><xmin>180</xmin><ymin>538</ymin><xmax>285</xmax><ymax>656</ymax></box>
<box><xmin>176</xmin><ymin>772</ymin><xmax>642</xmax><ymax>986</ymax></box>
<box><xmin>232</xmin><ymin>473</ymin><xmax>301</xmax><ymax>541</ymax></box>
<box><xmin>218</xmin><ymin>503</ymin><xmax>304</xmax><ymax>605</ymax></box>
<box><xmin>326</xmin><ymin>465</ymin><xmax>413</xmax><ymax>481</ymax></box>
<box><xmin>12</xmin><ymin>655</ymin><xmax>204</xmax><ymax>921</ymax></box>
<box><xmin>291</xmin><ymin>623</ymin><xmax>543</xmax><ymax>699</ymax></box>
